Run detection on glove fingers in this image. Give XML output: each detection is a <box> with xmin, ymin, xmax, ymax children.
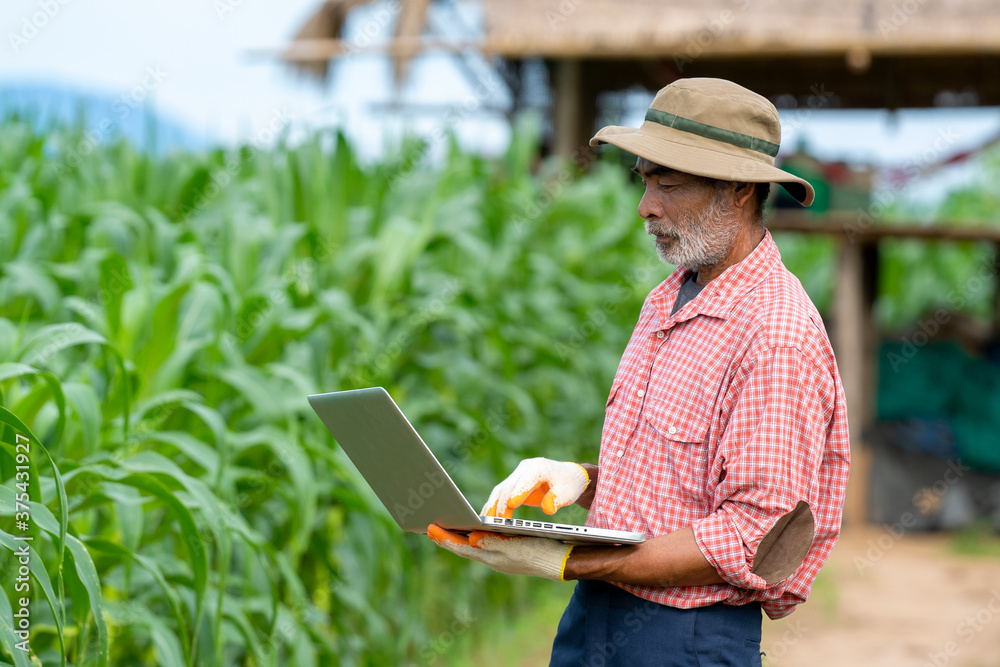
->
<box><xmin>541</xmin><ymin>491</ymin><xmax>561</xmax><ymax>515</ymax></box>
<box><xmin>500</xmin><ymin>466</ymin><xmax>553</xmax><ymax>514</ymax></box>
<box><xmin>469</xmin><ymin>530</ymin><xmax>515</xmax><ymax>549</ymax></box>
<box><xmin>483</xmin><ymin>458</ymin><xmax>587</xmax><ymax>517</ymax></box>
<box><xmin>483</xmin><ymin>498</ymin><xmax>500</xmax><ymax>517</ymax></box>
<box><xmin>427</xmin><ymin>524</ymin><xmax>472</xmax><ymax>549</ymax></box>
<box><xmin>482</xmin><ymin>466</ymin><xmax>531</xmax><ymax>515</ymax></box>
<box><xmin>509</xmin><ymin>484</ymin><xmax>550</xmax><ymax>511</ymax></box>
<box><xmin>542</xmin><ymin>468</ymin><xmax>588</xmax><ymax>511</ymax></box>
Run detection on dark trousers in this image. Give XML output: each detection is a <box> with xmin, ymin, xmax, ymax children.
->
<box><xmin>549</xmin><ymin>580</ymin><xmax>763</xmax><ymax>667</ymax></box>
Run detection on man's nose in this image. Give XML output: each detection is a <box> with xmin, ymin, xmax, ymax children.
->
<box><xmin>637</xmin><ymin>188</ymin><xmax>661</xmax><ymax>220</ymax></box>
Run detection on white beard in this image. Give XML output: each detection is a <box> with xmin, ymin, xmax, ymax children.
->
<box><xmin>645</xmin><ymin>191</ymin><xmax>741</xmax><ymax>271</ymax></box>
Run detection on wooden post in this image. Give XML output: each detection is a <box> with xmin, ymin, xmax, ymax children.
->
<box><xmin>552</xmin><ymin>58</ymin><xmax>581</xmax><ymax>160</ymax></box>
<box><xmin>833</xmin><ymin>237</ymin><xmax>871</xmax><ymax>526</ymax></box>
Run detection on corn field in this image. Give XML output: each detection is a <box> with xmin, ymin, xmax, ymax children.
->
<box><xmin>0</xmin><ymin>109</ymin><xmax>995</xmax><ymax>666</ymax></box>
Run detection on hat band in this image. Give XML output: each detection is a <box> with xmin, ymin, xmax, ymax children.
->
<box><xmin>644</xmin><ymin>108</ymin><xmax>780</xmax><ymax>158</ymax></box>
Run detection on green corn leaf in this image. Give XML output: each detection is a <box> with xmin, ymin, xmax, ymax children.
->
<box><xmin>0</xmin><ymin>260</ymin><xmax>62</xmax><ymax>316</ymax></box>
<box><xmin>0</xmin><ymin>364</ymin><xmax>67</xmax><ymax>452</ymax></box>
<box><xmin>149</xmin><ymin>338</ymin><xmax>211</xmax><ymax>397</ymax></box>
<box><xmin>60</xmin><ymin>382</ymin><xmax>101</xmax><ymax>456</ymax></box>
<box><xmin>0</xmin><ymin>407</ymin><xmax>68</xmax><ymax>622</ymax></box>
<box><xmin>219</xmin><ymin>592</ymin><xmax>266</xmax><ymax>666</ymax></box>
<box><xmin>130</xmin><ymin>389</ymin><xmax>204</xmax><ymax>426</ymax></box>
<box><xmin>85</xmin><ymin>539</ymin><xmax>191</xmax><ymax>667</ymax></box>
<box><xmin>178</xmin><ymin>402</ymin><xmax>228</xmax><ymax>492</ymax></box>
<box><xmin>62</xmin><ymin>534</ymin><xmax>108</xmax><ymax>667</ymax></box>
<box><xmin>99</xmin><ymin>254</ymin><xmax>133</xmax><ymax>338</ymax></box>
<box><xmin>138</xmin><ymin>431</ymin><xmax>219</xmax><ymax>478</ymax></box>
<box><xmin>0</xmin><ymin>529</ymin><xmax>65</xmax><ymax>667</ymax></box>
<box><xmin>104</xmin><ymin>601</ymin><xmax>185</xmax><ymax>667</ymax></box>
<box><xmin>100</xmin><ymin>472</ymin><xmax>209</xmax><ymax>659</ymax></box>
<box><xmin>215</xmin><ymin>366</ymin><xmax>281</xmax><ymax>424</ymax></box>
<box><xmin>16</xmin><ymin>323</ymin><xmax>107</xmax><ymax>368</ymax></box>
<box><xmin>0</xmin><ymin>577</ymin><xmax>33</xmax><ymax>667</ymax></box>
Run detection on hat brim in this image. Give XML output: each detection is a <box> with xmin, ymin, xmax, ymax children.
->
<box><xmin>591</xmin><ymin>125</ymin><xmax>815</xmax><ymax>207</ymax></box>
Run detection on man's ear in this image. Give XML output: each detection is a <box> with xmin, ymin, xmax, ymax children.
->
<box><xmin>732</xmin><ymin>181</ymin><xmax>755</xmax><ymax>208</ymax></box>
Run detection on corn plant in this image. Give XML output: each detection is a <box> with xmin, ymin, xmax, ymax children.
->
<box><xmin>1</xmin><ymin>106</ymin><xmax>994</xmax><ymax>666</ymax></box>
<box><xmin>0</xmin><ymin>110</ymin><xmax>665</xmax><ymax>666</ymax></box>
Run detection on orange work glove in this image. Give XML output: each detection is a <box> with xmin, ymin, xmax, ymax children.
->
<box><xmin>427</xmin><ymin>524</ymin><xmax>573</xmax><ymax>581</ymax></box>
<box><xmin>482</xmin><ymin>457</ymin><xmax>590</xmax><ymax>518</ymax></box>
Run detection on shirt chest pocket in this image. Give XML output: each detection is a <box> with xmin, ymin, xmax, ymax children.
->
<box><xmin>641</xmin><ymin>399</ymin><xmax>712</xmax><ymax>503</ymax></box>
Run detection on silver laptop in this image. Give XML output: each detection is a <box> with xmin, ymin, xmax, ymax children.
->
<box><xmin>308</xmin><ymin>387</ymin><xmax>645</xmax><ymax>545</ymax></box>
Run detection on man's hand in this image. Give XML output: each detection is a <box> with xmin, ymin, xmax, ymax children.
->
<box><xmin>482</xmin><ymin>457</ymin><xmax>590</xmax><ymax>518</ymax></box>
<box><xmin>427</xmin><ymin>524</ymin><xmax>573</xmax><ymax>581</ymax></box>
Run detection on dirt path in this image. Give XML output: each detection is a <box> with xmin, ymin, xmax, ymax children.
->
<box><xmin>762</xmin><ymin>526</ymin><xmax>1000</xmax><ymax>666</ymax></box>
<box><xmin>509</xmin><ymin>526</ymin><xmax>1000</xmax><ymax>666</ymax></box>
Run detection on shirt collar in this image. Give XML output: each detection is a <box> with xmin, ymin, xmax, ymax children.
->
<box><xmin>649</xmin><ymin>230</ymin><xmax>781</xmax><ymax>327</ymax></box>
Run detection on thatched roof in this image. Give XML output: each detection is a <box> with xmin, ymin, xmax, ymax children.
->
<box><xmin>279</xmin><ymin>0</ymin><xmax>1000</xmax><ymax>97</ymax></box>
<box><xmin>481</xmin><ymin>0</ymin><xmax>1000</xmax><ymax>58</ymax></box>
<box><xmin>285</xmin><ymin>0</ymin><xmax>431</xmax><ymax>84</ymax></box>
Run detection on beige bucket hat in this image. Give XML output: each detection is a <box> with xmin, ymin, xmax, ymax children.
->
<box><xmin>590</xmin><ymin>78</ymin><xmax>815</xmax><ymax>206</ymax></box>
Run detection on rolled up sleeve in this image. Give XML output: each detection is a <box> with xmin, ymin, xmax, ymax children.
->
<box><xmin>692</xmin><ymin>346</ymin><xmax>830</xmax><ymax>592</ymax></box>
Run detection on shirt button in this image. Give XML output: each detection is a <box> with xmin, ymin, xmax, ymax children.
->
<box><xmin>636</xmin><ymin>389</ymin><xmax>645</xmax><ymax>398</ymax></box>
<box><xmin>656</xmin><ymin>331</ymin><xmax>665</xmax><ymax>338</ymax></box>
<box><xmin>668</xmin><ymin>426</ymin><xmax>677</xmax><ymax>435</ymax></box>
<box><xmin>616</xmin><ymin>449</ymin><xmax>624</xmax><ymax>458</ymax></box>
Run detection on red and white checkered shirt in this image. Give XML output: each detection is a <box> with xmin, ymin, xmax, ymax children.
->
<box><xmin>586</xmin><ymin>230</ymin><xmax>850</xmax><ymax>620</ymax></box>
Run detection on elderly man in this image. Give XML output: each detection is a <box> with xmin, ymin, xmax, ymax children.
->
<box><xmin>428</xmin><ymin>78</ymin><xmax>850</xmax><ymax>666</ymax></box>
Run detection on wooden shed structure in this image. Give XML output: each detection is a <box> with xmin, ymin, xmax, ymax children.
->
<box><xmin>271</xmin><ymin>0</ymin><xmax>1000</xmax><ymax>526</ymax></box>
<box><xmin>277</xmin><ymin>0</ymin><xmax>1000</xmax><ymax>154</ymax></box>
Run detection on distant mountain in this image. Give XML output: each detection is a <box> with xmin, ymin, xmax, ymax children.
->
<box><xmin>0</xmin><ymin>78</ymin><xmax>209</xmax><ymax>153</ymax></box>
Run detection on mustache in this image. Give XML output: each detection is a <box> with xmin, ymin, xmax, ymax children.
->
<box><xmin>644</xmin><ymin>221</ymin><xmax>679</xmax><ymax>238</ymax></box>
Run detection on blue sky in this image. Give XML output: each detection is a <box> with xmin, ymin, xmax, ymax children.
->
<box><xmin>2</xmin><ymin>0</ymin><xmax>999</xmax><ymax>201</ymax></box>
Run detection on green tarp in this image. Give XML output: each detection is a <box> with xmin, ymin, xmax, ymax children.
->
<box><xmin>878</xmin><ymin>341</ymin><xmax>1000</xmax><ymax>473</ymax></box>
